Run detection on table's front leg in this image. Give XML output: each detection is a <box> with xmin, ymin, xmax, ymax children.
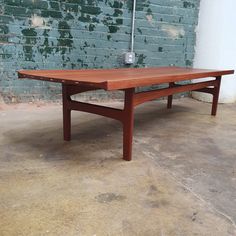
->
<box><xmin>62</xmin><ymin>84</ymin><xmax>136</xmax><ymax>161</ymax></box>
<box><xmin>122</xmin><ymin>88</ymin><xmax>135</xmax><ymax>161</ymax></box>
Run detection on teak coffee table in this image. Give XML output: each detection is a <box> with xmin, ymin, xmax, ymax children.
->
<box><xmin>18</xmin><ymin>67</ymin><xmax>234</xmax><ymax>161</ymax></box>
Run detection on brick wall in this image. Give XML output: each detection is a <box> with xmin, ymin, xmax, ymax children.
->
<box><xmin>0</xmin><ymin>0</ymin><xmax>200</xmax><ymax>103</ymax></box>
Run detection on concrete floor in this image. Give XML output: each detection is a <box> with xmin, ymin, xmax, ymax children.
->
<box><xmin>0</xmin><ymin>98</ymin><xmax>236</xmax><ymax>236</ymax></box>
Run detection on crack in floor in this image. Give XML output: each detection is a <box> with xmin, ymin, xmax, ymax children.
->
<box><xmin>141</xmin><ymin>144</ymin><xmax>236</xmax><ymax>230</ymax></box>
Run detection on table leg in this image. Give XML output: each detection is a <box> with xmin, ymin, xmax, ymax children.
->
<box><xmin>123</xmin><ymin>88</ymin><xmax>135</xmax><ymax>161</ymax></box>
<box><xmin>211</xmin><ymin>76</ymin><xmax>222</xmax><ymax>116</ymax></box>
<box><xmin>62</xmin><ymin>84</ymin><xmax>71</xmax><ymax>141</ymax></box>
<box><xmin>167</xmin><ymin>95</ymin><xmax>173</xmax><ymax>109</ymax></box>
<box><xmin>167</xmin><ymin>82</ymin><xmax>175</xmax><ymax>109</ymax></box>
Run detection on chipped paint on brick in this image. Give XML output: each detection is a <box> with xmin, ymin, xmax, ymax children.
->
<box><xmin>161</xmin><ymin>25</ymin><xmax>185</xmax><ymax>39</ymax></box>
<box><xmin>146</xmin><ymin>8</ymin><xmax>153</xmax><ymax>25</ymax></box>
<box><xmin>30</xmin><ymin>14</ymin><xmax>45</xmax><ymax>28</ymax></box>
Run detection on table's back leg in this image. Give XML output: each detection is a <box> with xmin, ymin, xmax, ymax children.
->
<box><xmin>123</xmin><ymin>88</ymin><xmax>135</xmax><ymax>161</ymax></box>
<box><xmin>211</xmin><ymin>76</ymin><xmax>222</xmax><ymax>116</ymax></box>
<box><xmin>167</xmin><ymin>95</ymin><xmax>173</xmax><ymax>109</ymax></box>
<box><xmin>167</xmin><ymin>82</ymin><xmax>175</xmax><ymax>109</ymax></box>
<box><xmin>62</xmin><ymin>84</ymin><xmax>71</xmax><ymax>141</ymax></box>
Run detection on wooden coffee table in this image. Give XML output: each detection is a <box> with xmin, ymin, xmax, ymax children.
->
<box><xmin>18</xmin><ymin>67</ymin><xmax>234</xmax><ymax>161</ymax></box>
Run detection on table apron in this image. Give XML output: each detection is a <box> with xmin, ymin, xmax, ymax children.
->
<box><xmin>134</xmin><ymin>79</ymin><xmax>218</xmax><ymax>106</ymax></box>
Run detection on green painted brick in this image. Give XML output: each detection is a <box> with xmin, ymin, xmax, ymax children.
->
<box><xmin>80</xmin><ymin>6</ymin><xmax>102</xmax><ymax>15</ymax></box>
<box><xmin>41</xmin><ymin>10</ymin><xmax>63</xmax><ymax>18</ymax></box>
<box><xmin>0</xmin><ymin>15</ymin><xmax>14</xmax><ymax>23</ymax></box>
<box><xmin>3</xmin><ymin>0</ymin><xmax>22</xmax><ymax>6</ymax></box>
<box><xmin>21</xmin><ymin>0</ymin><xmax>49</xmax><ymax>9</ymax></box>
<box><xmin>4</xmin><ymin>5</ymin><xmax>28</xmax><ymax>16</ymax></box>
<box><xmin>61</xmin><ymin>3</ymin><xmax>79</xmax><ymax>13</ymax></box>
<box><xmin>49</xmin><ymin>2</ymin><xmax>60</xmax><ymax>10</ymax></box>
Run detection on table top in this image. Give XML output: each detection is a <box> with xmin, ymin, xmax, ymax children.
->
<box><xmin>18</xmin><ymin>67</ymin><xmax>234</xmax><ymax>90</ymax></box>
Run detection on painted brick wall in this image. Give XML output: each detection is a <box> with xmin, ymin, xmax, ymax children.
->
<box><xmin>0</xmin><ymin>0</ymin><xmax>200</xmax><ymax>103</ymax></box>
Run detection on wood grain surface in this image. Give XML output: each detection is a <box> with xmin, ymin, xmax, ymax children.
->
<box><xmin>18</xmin><ymin>67</ymin><xmax>234</xmax><ymax>90</ymax></box>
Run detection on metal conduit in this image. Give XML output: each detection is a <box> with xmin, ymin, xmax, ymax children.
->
<box><xmin>130</xmin><ymin>0</ymin><xmax>137</xmax><ymax>52</ymax></box>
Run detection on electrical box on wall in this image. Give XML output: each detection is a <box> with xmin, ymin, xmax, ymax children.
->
<box><xmin>124</xmin><ymin>52</ymin><xmax>135</xmax><ymax>64</ymax></box>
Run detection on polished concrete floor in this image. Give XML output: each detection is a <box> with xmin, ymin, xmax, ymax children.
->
<box><xmin>0</xmin><ymin>98</ymin><xmax>236</xmax><ymax>236</ymax></box>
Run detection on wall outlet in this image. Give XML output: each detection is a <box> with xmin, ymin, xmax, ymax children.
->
<box><xmin>124</xmin><ymin>52</ymin><xmax>135</xmax><ymax>64</ymax></box>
